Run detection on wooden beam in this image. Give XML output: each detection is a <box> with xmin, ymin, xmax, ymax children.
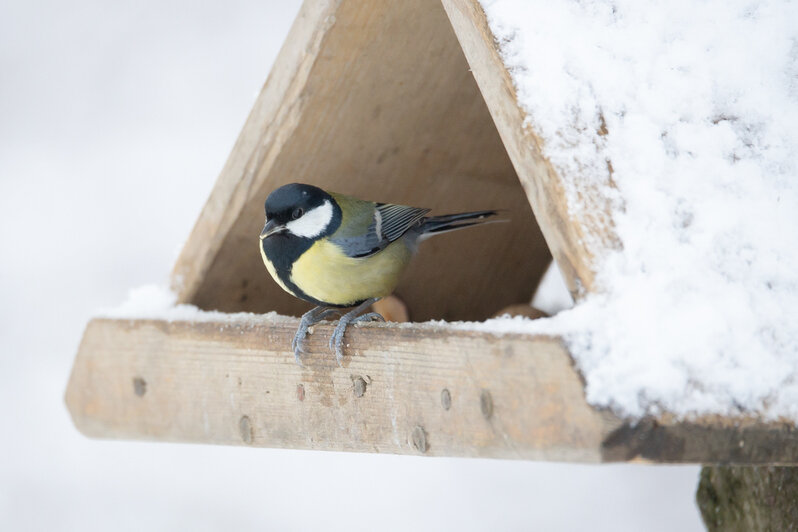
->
<box><xmin>171</xmin><ymin>0</ymin><xmax>552</xmax><ymax>321</ymax></box>
<box><xmin>66</xmin><ymin>317</ymin><xmax>798</xmax><ymax>463</ymax></box>
<box><xmin>441</xmin><ymin>0</ymin><xmax>621</xmax><ymax>298</ymax></box>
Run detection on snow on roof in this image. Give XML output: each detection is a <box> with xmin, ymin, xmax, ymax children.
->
<box><xmin>480</xmin><ymin>0</ymin><xmax>798</xmax><ymax>420</ymax></box>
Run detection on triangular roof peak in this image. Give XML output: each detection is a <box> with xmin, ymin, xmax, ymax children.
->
<box><xmin>170</xmin><ymin>0</ymin><xmax>609</xmax><ymax>321</ymax></box>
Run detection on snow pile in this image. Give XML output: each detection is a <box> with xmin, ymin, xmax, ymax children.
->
<box><xmin>531</xmin><ymin>261</ymin><xmax>574</xmax><ymax>315</ymax></box>
<box><xmin>481</xmin><ymin>0</ymin><xmax>798</xmax><ymax>419</ymax></box>
<box><xmin>99</xmin><ymin>283</ymin><xmax>287</xmax><ymax>324</ymax></box>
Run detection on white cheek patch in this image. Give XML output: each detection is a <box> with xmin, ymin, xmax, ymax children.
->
<box><xmin>286</xmin><ymin>200</ymin><xmax>334</xmax><ymax>238</ymax></box>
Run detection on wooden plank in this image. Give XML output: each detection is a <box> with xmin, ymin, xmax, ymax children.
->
<box><xmin>66</xmin><ymin>317</ymin><xmax>618</xmax><ymax>460</ymax></box>
<box><xmin>441</xmin><ymin>0</ymin><xmax>621</xmax><ymax>298</ymax></box>
<box><xmin>171</xmin><ymin>0</ymin><xmax>552</xmax><ymax>321</ymax></box>
<box><xmin>65</xmin><ymin>317</ymin><xmax>798</xmax><ymax>464</ymax></box>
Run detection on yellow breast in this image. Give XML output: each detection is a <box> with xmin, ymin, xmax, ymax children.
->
<box><xmin>290</xmin><ymin>238</ymin><xmax>412</xmax><ymax>306</ymax></box>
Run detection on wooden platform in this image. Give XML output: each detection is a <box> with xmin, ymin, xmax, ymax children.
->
<box><xmin>65</xmin><ymin>317</ymin><xmax>798</xmax><ymax>464</ymax></box>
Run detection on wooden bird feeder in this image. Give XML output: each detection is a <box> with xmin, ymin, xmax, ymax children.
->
<box><xmin>66</xmin><ymin>2</ymin><xmax>798</xmax><ymax>525</ymax></box>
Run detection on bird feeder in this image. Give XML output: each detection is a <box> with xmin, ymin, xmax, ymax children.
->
<box><xmin>67</xmin><ymin>0</ymin><xmax>797</xmax><ymax>472</ymax></box>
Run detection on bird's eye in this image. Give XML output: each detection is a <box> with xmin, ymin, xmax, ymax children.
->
<box><xmin>291</xmin><ymin>207</ymin><xmax>304</xmax><ymax>220</ymax></box>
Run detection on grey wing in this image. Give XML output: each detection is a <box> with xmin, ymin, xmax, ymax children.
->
<box><xmin>331</xmin><ymin>203</ymin><xmax>430</xmax><ymax>258</ymax></box>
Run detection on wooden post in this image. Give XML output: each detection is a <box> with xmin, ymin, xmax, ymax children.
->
<box><xmin>697</xmin><ymin>466</ymin><xmax>798</xmax><ymax>531</ymax></box>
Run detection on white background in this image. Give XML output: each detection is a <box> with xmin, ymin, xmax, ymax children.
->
<box><xmin>0</xmin><ymin>1</ymin><xmax>702</xmax><ymax>530</ymax></box>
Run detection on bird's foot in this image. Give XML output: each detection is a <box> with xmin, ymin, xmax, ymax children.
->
<box><xmin>328</xmin><ymin>299</ymin><xmax>383</xmax><ymax>365</ymax></box>
<box><xmin>292</xmin><ymin>307</ymin><xmax>339</xmax><ymax>365</ymax></box>
<box><xmin>352</xmin><ymin>312</ymin><xmax>385</xmax><ymax>324</ymax></box>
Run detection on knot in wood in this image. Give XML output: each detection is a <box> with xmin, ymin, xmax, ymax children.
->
<box><xmin>411</xmin><ymin>426</ymin><xmax>428</xmax><ymax>453</ymax></box>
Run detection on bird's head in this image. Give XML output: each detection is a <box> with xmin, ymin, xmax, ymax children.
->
<box><xmin>260</xmin><ymin>183</ymin><xmax>341</xmax><ymax>241</ymax></box>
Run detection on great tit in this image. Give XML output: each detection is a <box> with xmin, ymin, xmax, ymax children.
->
<box><xmin>259</xmin><ymin>183</ymin><xmax>498</xmax><ymax>364</ymax></box>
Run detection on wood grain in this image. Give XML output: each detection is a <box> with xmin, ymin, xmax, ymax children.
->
<box><xmin>66</xmin><ymin>317</ymin><xmax>617</xmax><ymax>460</ymax></box>
<box><xmin>66</xmin><ymin>317</ymin><xmax>798</xmax><ymax>464</ymax></box>
<box><xmin>171</xmin><ymin>0</ymin><xmax>551</xmax><ymax>321</ymax></box>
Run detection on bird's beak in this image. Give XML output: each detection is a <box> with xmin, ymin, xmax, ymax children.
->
<box><xmin>260</xmin><ymin>219</ymin><xmax>285</xmax><ymax>240</ymax></box>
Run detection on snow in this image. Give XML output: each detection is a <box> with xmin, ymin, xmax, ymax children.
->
<box><xmin>0</xmin><ymin>0</ymin><xmax>703</xmax><ymax>530</ymax></box>
<box><xmin>481</xmin><ymin>0</ymin><xmax>798</xmax><ymax>419</ymax></box>
<box><xmin>532</xmin><ymin>260</ymin><xmax>574</xmax><ymax>315</ymax></box>
<box><xmin>99</xmin><ymin>283</ymin><xmax>287</xmax><ymax>323</ymax></box>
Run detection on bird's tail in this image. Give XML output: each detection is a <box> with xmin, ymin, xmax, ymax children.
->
<box><xmin>418</xmin><ymin>210</ymin><xmax>501</xmax><ymax>236</ymax></box>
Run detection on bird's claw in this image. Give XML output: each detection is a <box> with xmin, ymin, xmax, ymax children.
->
<box><xmin>352</xmin><ymin>312</ymin><xmax>385</xmax><ymax>323</ymax></box>
<box><xmin>292</xmin><ymin>325</ymin><xmax>309</xmax><ymax>366</ymax></box>
<box><xmin>317</xmin><ymin>309</ymin><xmax>342</xmax><ymax>321</ymax></box>
<box><xmin>290</xmin><ymin>299</ymin><xmax>382</xmax><ymax>366</ymax></box>
<box><xmin>329</xmin><ymin>327</ymin><xmax>345</xmax><ymax>366</ymax></box>
<box><xmin>292</xmin><ymin>307</ymin><xmax>340</xmax><ymax>365</ymax></box>
<box><xmin>328</xmin><ymin>308</ymin><xmax>385</xmax><ymax>365</ymax></box>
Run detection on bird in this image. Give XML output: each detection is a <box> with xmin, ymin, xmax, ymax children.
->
<box><xmin>259</xmin><ymin>183</ymin><xmax>499</xmax><ymax>364</ymax></box>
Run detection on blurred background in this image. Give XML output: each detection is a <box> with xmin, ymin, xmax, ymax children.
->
<box><xmin>0</xmin><ymin>1</ymin><xmax>702</xmax><ymax>529</ymax></box>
